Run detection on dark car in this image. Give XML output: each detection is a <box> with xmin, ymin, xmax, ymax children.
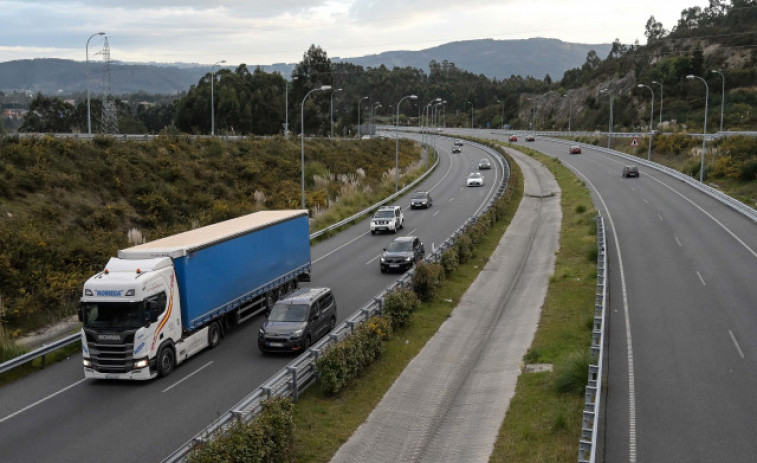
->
<box><xmin>452</xmin><ymin>146</ymin><xmax>462</xmax><ymax>154</ymax></box>
<box><xmin>380</xmin><ymin>236</ymin><xmax>425</xmax><ymax>273</ymax></box>
<box><xmin>410</xmin><ymin>191</ymin><xmax>433</xmax><ymax>209</ymax></box>
<box><xmin>525</xmin><ymin>135</ymin><xmax>535</xmax><ymax>142</ymax></box>
<box><xmin>478</xmin><ymin>158</ymin><xmax>492</xmax><ymax>170</ymax></box>
<box><xmin>569</xmin><ymin>145</ymin><xmax>582</xmax><ymax>154</ymax></box>
<box><xmin>454</xmin><ymin>139</ymin><xmax>464</xmax><ymax>146</ymax></box>
<box><xmin>258</xmin><ymin>287</ymin><xmax>337</xmax><ymax>353</ymax></box>
<box><xmin>622</xmin><ymin>166</ymin><xmax>640</xmax><ymax>178</ymax></box>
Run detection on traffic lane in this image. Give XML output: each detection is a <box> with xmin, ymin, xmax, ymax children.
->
<box><xmin>537</xmin><ymin>138</ymin><xmax>757</xmax><ymax>461</ymax></box>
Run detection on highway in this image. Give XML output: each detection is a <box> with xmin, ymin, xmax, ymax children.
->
<box><xmin>450</xmin><ymin>129</ymin><xmax>757</xmax><ymax>462</ymax></box>
<box><xmin>0</xmin><ymin>134</ymin><xmax>504</xmax><ymax>463</ymax></box>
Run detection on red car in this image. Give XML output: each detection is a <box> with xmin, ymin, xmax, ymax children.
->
<box><xmin>509</xmin><ymin>135</ymin><xmax>518</xmax><ymax>142</ymax></box>
<box><xmin>569</xmin><ymin>145</ymin><xmax>582</xmax><ymax>154</ymax></box>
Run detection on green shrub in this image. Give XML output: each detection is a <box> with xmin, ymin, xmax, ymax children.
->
<box><xmin>738</xmin><ymin>159</ymin><xmax>757</xmax><ymax>182</ymax></box>
<box><xmin>382</xmin><ymin>287</ymin><xmax>420</xmax><ymax>330</ymax></box>
<box><xmin>455</xmin><ymin>234</ymin><xmax>473</xmax><ymax>264</ymax></box>
<box><xmin>317</xmin><ymin>316</ymin><xmax>391</xmax><ymax>396</ymax></box>
<box><xmin>553</xmin><ymin>350</ymin><xmax>591</xmax><ymax>395</ymax></box>
<box><xmin>411</xmin><ymin>261</ymin><xmax>444</xmax><ymax>302</ymax></box>
<box><xmin>440</xmin><ymin>248</ymin><xmax>460</xmax><ymax>277</ymax></box>
<box><xmin>187</xmin><ymin>396</ymin><xmax>295</xmax><ymax>463</ymax></box>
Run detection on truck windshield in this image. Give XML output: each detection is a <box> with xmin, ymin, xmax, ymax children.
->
<box><xmin>80</xmin><ymin>301</ymin><xmax>144</xmax><ymax>330</ymax></box>
<box><xmin>268</xmin><ymin>303</ymin><xmax>308</xmax><ymax>322</ymax></box>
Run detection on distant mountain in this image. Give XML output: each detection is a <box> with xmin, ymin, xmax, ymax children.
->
<box><xmin>330</xmin><ymin>38</ymin><xmax>611</xmax><ymax>81</ymax></box>
<box><xmin>0</xmin><ymin>38</ymin><xmax>610</xmax><ymax>96</ymax></box>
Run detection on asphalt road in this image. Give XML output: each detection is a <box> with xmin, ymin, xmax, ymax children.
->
<box><xmin>0</xmin><ymin>134</ymin><xmax>504</xmax><ymax>463</ymax></box>
<box><xmin>448</xmin><ymin>129</ymin><xmax>757</xmax><ymax>463</ymax></box>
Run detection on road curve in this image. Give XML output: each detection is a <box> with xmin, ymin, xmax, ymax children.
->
<box><xmin>331</xmin><ymin>146</ymin><xmax>561</xmax><ymax>463</ymax></box>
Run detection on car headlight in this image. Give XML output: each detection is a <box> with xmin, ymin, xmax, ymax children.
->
<box><xmin>380</xmin><ymin>257</ymin><xmax>386</xmax><ymax>263</ymax></box>
<box><xmin>404</xmin><ymin>256</ymin><xmax>413</xmax><ymax>262</ymax></box>
<box><xmin>133</xmin><ymin>357</ymin><xmax>149</xmax><ymax>369</ymax></box>
<box><xmin>291</xmin><ymin>329</ymin><xmax>304</xmax><ymax>339</ymax></box>
<box><xmin>82</xmin><ymin>357</ymin><xmax>92</xmax><ymax>368</ymax></box>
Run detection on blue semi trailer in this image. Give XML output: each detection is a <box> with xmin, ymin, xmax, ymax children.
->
<box><xmin>78</xmin><ymin>210</ymin><xmax>311</xmax><ymax>380</ymax></box>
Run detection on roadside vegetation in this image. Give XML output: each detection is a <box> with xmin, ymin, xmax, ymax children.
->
<box><xmin>0</xmin><ymin>135</ymin><xmax>424</xmax><ymax>360</ymax></box>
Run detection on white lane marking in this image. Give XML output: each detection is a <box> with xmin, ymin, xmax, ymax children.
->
<box><xmin>696</xmin><ymin>271</ymin><xmax>706</xmax><ymax>286</ymax></box>
<box><xmin>432</xmin><ymin>210</ymin><xmax>440</xmax><ymax>217</ymax></box>
<box><xmin>162</xmin><ymin>361</ymin><xmax>214</xmax><ymax>393</ymax></box>
<box><xmin>644</xmin><ymin>174</ymin><xmax>757</xmax><ymax>259</ymax></box>
<box><xmin>562</xmin><ymin>161</ymin><xmax>638</xmax><ymax>463</ymax></box>
<box><xmin>366</xmin><ymin>254</ymin><xmax>381</xmax><ymax>265</ymax></box>
<box><xmin>0</xmin><ymin>378</ymin><xmax>87</xmax><ymax>424</ymax></box>
<box><xmin>449</xmin><ymin>197</ymin><xmax>455</xmax><ymax>202</ymax></box>
<box><xmin>643</xmin><ymin>198</ymin><xmax>649</xmax><ymax>205</ymax></box>
<box><xmin>729</xmin><ymin>330</ymin><xmax>745</xmax><ymax>359</ymax></box>
<box><xmin>674</xmin><ymin>236</ymin><xmax>682</xmax><ymax>247</ymax></box>
<box><xmin>658</xmin><ymin>214</ymin><xmax>664</xmax><ymax>222</ymax></box>
<box><xmin>313</xmin><ymin>231</ymin><xmax>370</xmax><ymax>264</ymax></box>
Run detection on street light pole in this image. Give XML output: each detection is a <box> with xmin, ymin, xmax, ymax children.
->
<box><xmin>330</xmin><ymin>88</ymin><xmax>343</xmax><ymax>138</ymax></box>
<box><xmin>637</xmin><ymin>84</ymin><xmax>655</xmax><ymax>160</ymax></box>
<box><xmin>600</xmin><ymin>89</ymin><xmax>615</xmax><ymax>149</ymax></box>
<box><xmin>651</xmin><ymin>81</ymin><xmax>663</xmax><ymax>126</ymax></box>
<box><xmin>357</xmin><ymin>96</ymin><xmax>368</xmax><ymax>137</ymax></box>
<box><xmin>370</xmin><ymin>102</ymin><xmax>381</xmax><ymax>134</ymax></box>
<box><xmin>711</xmin><ymin>70</ymin><xmax>725</xmax><ymax>133</ymax></box>
<box><xmin>211</xmin><ymin>60</ymin><xmax>225</xmax><ymax>136</ymax></box>
<box><xmin>86</xmin><ymin>32</ymin><xmax>105</xmax><ymax>137</ymax></box>
<box><xmin>562</xmin><ymin>94</ymin><xmax>571</xmax><ymax>132</ymax></box>
<box><xmin>687</xmin><ymin>74</ymin><xmax>709</xmax><ymax>182</ymax></box>
<box><xmin>466</xmin><ymin>101</ymin><xmax>473</xmax><ymax>128</ymax></box>
<box><xmin>301</xmin><ymin>85</ymin><xmax>332</xmax><ymax>209</ymax></box>
<box><xmin>395</xmin><ymin>94</ymin><xmax>418</xmax><ymax>192</ymax></box>
<box><xmin>498</xmin><ymin>99</ymin><xmax>505</xmax><ymax>130</ymax></box>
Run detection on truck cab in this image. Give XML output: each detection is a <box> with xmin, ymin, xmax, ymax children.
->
<box><xmin>80</xmin><ymin>257</ymin><xmax>183</xmax><ymax>380</ymax></box>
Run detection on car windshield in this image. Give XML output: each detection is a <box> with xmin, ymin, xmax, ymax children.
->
<box><xmin>469</xmin><ymin>173</ymin><xmax>481</xmax><ymax>178</ymax></box>
<box><xmin>80</xmin><ymin>301</ymin><xmax>144</xmax><ymax>330</ymax></box>
<box><xmin>412</xmin><ymin>193</ymin><xmax>427</xmax><ymax>200</ymax></box>
<box><xmin>480</xmin><ymin>159</ymin><xmax>489</xmax><ymax>164</ymax></box>
<box><xmin>268</xmin><ymin>303</ymin><xmax>308</xmax><ymax>322</ymax></box>
<box><xmin>386</xmin><ymin>241</ymin><xmax>412</xmax><ymax>252</ymax></box>
<box><xmin>374</xmin><ymin>210</ymin><xmax>394</xmax><ymax>218</ymax></box>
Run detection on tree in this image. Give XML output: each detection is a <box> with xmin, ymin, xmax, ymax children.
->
<box><xmin>644</xmin><ymin>16</ymin><xmax>668</xmax><ymax>43</ymax></box>
<box><xmin>19</xmin><ymin>93</ymin><xmax>74</xmax><ymax>133</ymax></box>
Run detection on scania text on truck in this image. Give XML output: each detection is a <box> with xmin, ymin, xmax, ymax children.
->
<box><xmin>78</xmin><ymin>210</ymin><xmax>311</xmax><ymax>380</ymax></box>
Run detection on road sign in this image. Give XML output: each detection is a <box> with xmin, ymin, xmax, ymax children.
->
<box><xmin>630</xmin><ymin>137</ymin><xmax>639</xmax><ymax>147</ymax></box>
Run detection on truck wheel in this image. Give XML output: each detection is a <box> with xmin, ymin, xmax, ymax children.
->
<box><xmin>157</xmin><ymin>346</ymin><xmax>175</xmax><ymax>377</ymax></box>
<box><xmin>208</xmin><ymin>322</ymin><xmax>222</xmax><ymax>348</ymax></box>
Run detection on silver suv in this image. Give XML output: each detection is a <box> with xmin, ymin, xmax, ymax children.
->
<box><xmin>370</xmin><ymin>206</ymin><xmax>404</xmax><ymax>234</ymax></box>
<box><xmin>258</xmin><ymin>287</ymin><xmax>337</xmax><ymax>353</ymax></box>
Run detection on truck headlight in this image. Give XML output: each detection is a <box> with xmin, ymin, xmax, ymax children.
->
<box><xmin>82</xmin><ymin>357</ymin><xmax>92</xmax><ymax>368</ymax></box>
<box><xmin>133</xmin><ymin>357</ymin><xmax>149</xmax><ymax>369</ymax></box>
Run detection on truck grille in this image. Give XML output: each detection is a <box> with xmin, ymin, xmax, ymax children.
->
<box><xmin>85</xmin><ymin>331</ymin><xmax>135</xmax><ymax>373</ymax></box>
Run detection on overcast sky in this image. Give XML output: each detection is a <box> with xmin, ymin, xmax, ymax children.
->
<box><xmin>0</xmin><ymin>0</ymin><xmax>704</xmax><ymax>66</ymax></box>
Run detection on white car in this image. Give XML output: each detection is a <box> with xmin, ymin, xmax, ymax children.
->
<box><xmin>466</xmin><ymin>172</ymin><xmax>484</xmax><ymax>187</ymax></box>
<box><xmin>370</xmin><ymin>206</ymin><xmax>404</xmax><ymax>234</ymax></box>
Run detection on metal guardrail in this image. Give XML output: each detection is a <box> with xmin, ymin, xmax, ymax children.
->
<box><xmin>0</xmin><ymin>333</ymin><xmax>80</xmax><ymax>375</ymax></box>
<box><xmin>578</xmin><ymin>216</ymin><xmax>607</xmax><ymax>463</ymax></box>
<box><xmin>548</xmin><ymin>138</ymin><xmax>757</xmax><ymax>223</ymax></box>
<box><xmin>0</xmin><ymin>143</ymin><xmax>443</xmax><ymax>376</ymax></box>
<box><xmin>160</xmin><ymin>141</ymin><xmax>510</xmax><ymax>463</ymax></box>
